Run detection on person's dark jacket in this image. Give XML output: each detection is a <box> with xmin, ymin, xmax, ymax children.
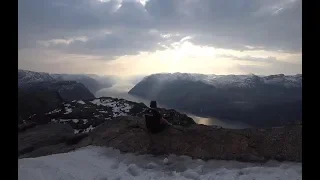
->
<box><xmin>144</xmin><ymin>108</ymin><xmax>170</xmax><ymax>133</ymax></box>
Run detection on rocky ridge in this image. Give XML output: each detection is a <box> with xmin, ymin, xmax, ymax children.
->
<box><xmin>18</xmin><ymin>116</ymin><xmax>302</xmax><ymax>163</ymax></box>
<box><xmin>25</xmin><ymin>97</ymin><xmax>196</xmax><ymax>134</ymax></box>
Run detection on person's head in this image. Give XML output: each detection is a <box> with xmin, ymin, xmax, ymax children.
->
<box><xmin>150</xmin><ymin>101</ymin><xmax>157</xmax><ymax>108</ymax></box>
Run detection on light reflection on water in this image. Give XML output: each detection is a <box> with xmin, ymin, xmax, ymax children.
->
<box><xmin>188</xmin><ymin>115</ymin><xmax>252</xmax><ymax>129</ymax></box>
<box><xmin>96</xmin><ymin>85</ymin><xmax>252</xmax><ymax>129</ymax></box>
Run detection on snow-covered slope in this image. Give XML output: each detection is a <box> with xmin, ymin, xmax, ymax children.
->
<box><xmin>141</xmin><ymin>73</ymin><xmax>302</xmax><ymax>88</ymax></box>
<box><xmin>19</xmin><ymin>69</ymin><xmax>115</xmax><ymax>93</ymax></box>
<box><xmin>49</xmin><ymin>98</ymin><xmax>135</xmax><ymax>134</ymax></box>
<box><xmin>18</xmin><ymin>146</ymin><xmax>302</xmax><ymax>180</ymax></box>
<box><xmin>18</xmin><ymin>69</ymin><xmax>54</xmax><ymax>86</ymax></box>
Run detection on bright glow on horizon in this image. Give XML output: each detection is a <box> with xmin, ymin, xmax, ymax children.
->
<box><xmin>19</xmin><ymin>0</ymin><xmax>301</xmax><ymax>77</ymax></box>
<box><xmin>18</xmin><ymin>39</ymin><xmax>301</xmax><ymax>78</ymax></box>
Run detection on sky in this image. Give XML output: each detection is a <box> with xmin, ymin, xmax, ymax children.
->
<box><xmin>18</xmin><ymin>0</ymin><xmax>302</xmax><ymax>78</ymax></box>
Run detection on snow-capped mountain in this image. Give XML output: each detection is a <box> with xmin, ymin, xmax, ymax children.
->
<box><xmin>18</xmin><ymin>81</ymin><xmax>96</xmax><ymax>122</ymax></box>
<box><xmin>18</xmin><ymin>69</ymin><xmax>116</xmax><ymax>93</ymax></box>
<box><xmin>139</xmin><ymin>73</ymin><xmax>302</xmax><ymax>88</ymax></box>
<box><xmin>51</xmin><ymin>73</ymin><xmax>114</xmax><ymax>93</ymax></box>
<box><xmin>18</xmin><ymin>69</ymin><xmax>55</xmax><ymax>86</ymax></box>
<box><xmin>129</xmin><ymin>73</ymin><xmax>302</xmax><ymax>127</ymax></box>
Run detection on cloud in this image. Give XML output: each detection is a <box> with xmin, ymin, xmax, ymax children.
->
<box><xmin>19</xmin><ymin>0</ymin><xmax>301</xmax><ymax>55</ymax></box>
<box><xmin>236</xmin><ymin>60</ymin><xmax>301</xmax><ymax>75</ymax></box>
<box><xmin>18</xmin><ymin>0</ymin><xmax>302</xmax><ymax>77</ymax></box>
<box><xmin>145</xmin><ymin>0</ymin><xmax>301</xmax><ymax>52</ymax></box>
<box><xmin>219</xmin><ymin>54</ymin><xmax>277</xmax><ymax>63</ymax></box>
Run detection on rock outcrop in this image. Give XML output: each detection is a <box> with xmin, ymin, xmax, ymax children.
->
<box><xmin>18</xmin><ymin>123</ymin><xmax>74</xmax><ymax>156</ymax></box>
<box><xmin>18</xmin><ymin>116</ymin><xmax>302</xmax><ymax>163</ymax></box>
<box><xmin>24</xmin><ymin>97</ymin><xmax>196</xmax><ymax>132</ymax></box>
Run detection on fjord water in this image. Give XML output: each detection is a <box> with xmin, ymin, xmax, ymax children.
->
<box><xmin>95</xmin><ymin>83</ymin><xmax>252</xmax><ymax>129</ymax></box>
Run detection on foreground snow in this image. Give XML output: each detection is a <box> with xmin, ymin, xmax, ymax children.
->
<box><xmin>18</xmin><ymin>146</ymin><xmax>301</xmax><ymax>180</ymax></box>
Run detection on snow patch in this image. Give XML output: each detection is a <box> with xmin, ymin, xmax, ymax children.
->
<box><xmin>90</xmin><ymin>98</ymin><xmax>132</xmax><ymax>118</ymax></box>
<box><xmin>77</xmin><ymin>100</ymin><xmax>86</xmax><ymax>105</ymax></box>
<box><xmin>127</xmin><ymin>164</ymin><xmax>141</xmax><ymax>176</ymax></box>
<box><xmin>182</xmin><ymin>169</ymin><xmax>200</xmax><ymax>180</ymax></box>
<box><xmin>46</xmin><ymin>109</ymin><xmax>61</xmax><ymax>115</ymax></box>
<box><xmin>28</xmin><ymin>114</ymin><xmax>36</xmax><ymax>119</ymax></box>
<box><xmin>59</xmin><ymin>119</ymin><xmax>79</xmax><ymax>123</ymax></box>
<box><xmin>18</xmin><ymin>146</ymin><xmax>302</xmax><ymax>180</ymax></box>
<box><xmin>84</xmin><ymin>125</ymin><xmax>94</xmax><ymax>133</ymax></box>
<box><xmin>163</xmin><ymin>158</ymin><xmax>169</xmax><ymax>165</ymax></box>
<box><xmin>90</xmin><ymin>98</ymin><xmax>112</xmax><ymax>106</ymax></box>
<box><xmin>146</xmin><ymin>162</ymin><xmax>158</xmax><ymax>169</ymax></box>
<box><xmin>64</xmin><ymin>106</ymin><xmax>72</xmax><ymax>114</ymax></box>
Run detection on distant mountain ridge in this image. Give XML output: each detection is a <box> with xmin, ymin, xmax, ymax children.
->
<box><xmin>50</xmin><ymin>73</ymin><xmax>115</xmax><ymax>93</ymax></box>
<box><xmin>18</xmin><ymin>69</ymin><xmax>116</xmax><ymax>94</ymax></box>
<box><xmin>129</xmin><ymin>73</ymin><xmax>302</xmax><ymax>128</ymax></box>
<box><xmin>18</xmin><ymin>69</ymin><xmax>97</xmax><ymax>120</ymax></box>
<box><xmin>18</xmin><ymin>80</ymin><xmax>95</xmax><ymax>121</ymax></box>
<box><xmin>138</xmin><ymin>73</ymin><xmax>302</xmax><ymax>88</ymax></box>
<box><xmin>18</xmin><ymin>69</ymin><xmax>55</xmax><ymax>86</ymax></box>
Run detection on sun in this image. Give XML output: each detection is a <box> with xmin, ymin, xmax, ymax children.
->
<box><xmin>167</xmin><ymin>41</ymin><xmax>217</xmax><ymax>72</ymax></box>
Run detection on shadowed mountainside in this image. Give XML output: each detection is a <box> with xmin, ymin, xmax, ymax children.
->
<box><xmin>129</xmin><ymin>73</ymin><xmax>302</xmax><ymax>127</ymax></box>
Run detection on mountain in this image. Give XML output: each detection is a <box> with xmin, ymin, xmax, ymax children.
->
<box><xmin>18</xmin><ymin>76</ymin><xmax>301</xmax><ymax>164</ymax></box>
<box><xmin>51</xmin><ymin>74</ymin><xmax>115</xmax><ymax>93</ymax></box>
<box><xmin>18</xmin><ymin>70</ymin><xmax>98</xmax><ymax>121</ymax></box>
<box><xmin>18</xmin><ymin>69</ymin><xmax>116</xmax><ymax>94</ymax></box>
<box><xmin>18</xmin><ymin>69</ymin><xmax>55</xmax><ymax>86</ymax></box>
<box><xmin>128</xmin><ymin>73</ymin><xmax>302</xmax><ymax>127</ymax></box>
<box><xmin>18</xmin><ymin>81</ymin><xmax>95</xmax><ymax>123</ymax></box>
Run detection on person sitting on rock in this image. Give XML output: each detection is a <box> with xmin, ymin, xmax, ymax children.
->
<box><xmin>144</xmin><ymin>101</ymin><xmax>172</xmax><ymax>133</ymax></box>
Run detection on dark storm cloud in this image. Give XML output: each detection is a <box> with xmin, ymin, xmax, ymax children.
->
<box><xmin>19</xmin><ymin>0</ymin><xmax>302</xmax><ymax>57</ymax></box>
